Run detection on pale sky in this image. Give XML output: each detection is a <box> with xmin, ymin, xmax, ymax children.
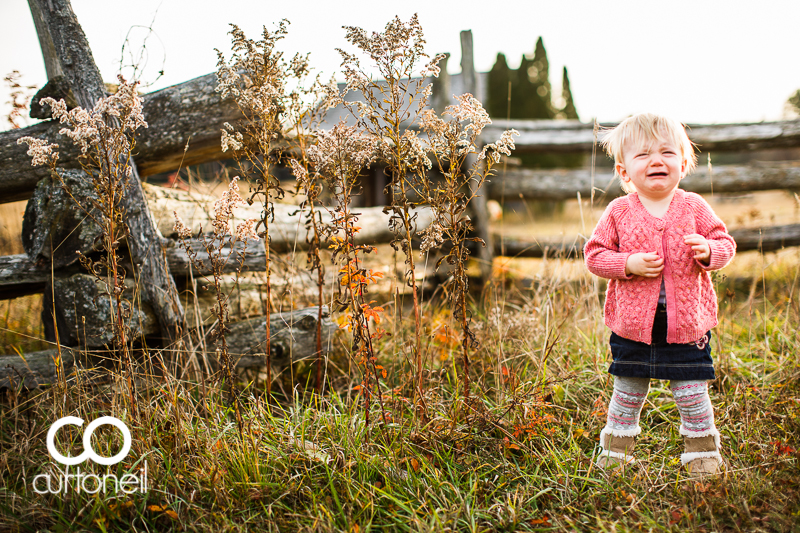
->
<box><xmin>2</xmin><ymin>0</ymin><xmax>799</xmax><ymax>129</ymax></box>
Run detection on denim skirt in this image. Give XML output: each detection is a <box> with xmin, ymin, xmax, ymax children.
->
<box><xmin>608</xmin><ymin>304</ymin><xmax>715</xmax><ymax>380</ymax></box>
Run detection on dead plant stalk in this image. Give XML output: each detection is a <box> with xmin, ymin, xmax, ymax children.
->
<box><xmin>337</xmin><ymin>15</ymin><xmax>447</xmax><ymax>409</ymax></box>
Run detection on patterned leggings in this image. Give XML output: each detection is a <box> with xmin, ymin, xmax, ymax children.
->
<box><xmin>602</xmin><ymin>376</ymin><xmax>717</xmax><ymax>438</ymax></box>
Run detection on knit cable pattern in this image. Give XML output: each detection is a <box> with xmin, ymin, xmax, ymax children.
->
<box><xmin>585</xmin><ymin>190</ymin><xmax>736</xmax><ymax>344</ymax></box>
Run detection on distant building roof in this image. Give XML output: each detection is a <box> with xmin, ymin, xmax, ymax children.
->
<box><xmin>319</xmin><ymin>71</ymin><xmax>488</xmax><ymax>130</ymax></box>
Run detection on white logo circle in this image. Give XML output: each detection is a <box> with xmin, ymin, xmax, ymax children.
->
<box><xmin>46</xmin><ymin>416</ymin><xmax>132</xmax><ymax>466</ymax></box>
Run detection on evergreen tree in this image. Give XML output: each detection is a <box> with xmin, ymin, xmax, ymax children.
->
<box><xmin>560</xmin><ymin>66</ymin><xmax>579</xmax><ymax>120</ymax></box>
<box><xmin>486</xmin><ymin>37</ymin><xmax>578</xmax><ymax>129</ymax></box>
<box><xmin>513</xmin><ymin>52</ymin><xmax>552</xmax><ymax>119</ymax></box>
<box><xmin>530</xmin><ymin>36</ymin><xmax>552</xmax><ymax>113</ymax></box>
<box><xmin>788</xmin><ymin>89</ymin><xmax>800</xmax><ymax>116</ymax></box>
<box><xmin>513</xmin><ymin>53</ymin><xmax>533</xmax><ymax>118</ymax></box>
<box><xmin>487</xmin><ymin>52</ymin><xmax>512</xmax><ymax>119</ymax></box>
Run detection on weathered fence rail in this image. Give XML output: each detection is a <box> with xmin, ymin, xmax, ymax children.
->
<box><xmin>0</xmin><ymin>72</ymin><xmax>243</xmax><ymax>203</ymax></box>
<box><xmin>5</xmin><ymin>109</ymin><xmax>800</xmax><ymax>203</ymax></box>
<box><xmin>0</xmin><ymin>306</ymin><xmax>335</xmax><ymax>389</ymax></box>
<box><xmin>1</xmin><ymin>181</ymin><xmax>434</xmax><ymax>298</ymax></box>
<box><xmin>482</xmin><ymin>119</ymin><xmax>800</xmax><ymax>154</ymax></box>
<box><xmin>498</xmin><ymin>223</ymin><xmax>800</xmax><ymax>259</ymax></box>
<box><xmin>490</xmin><ymin>163</ymin><xmax>800</xmax><ymax>202</ymax></box>
<box><xmin>20</xmin><ymin>0</ymin><xmax>185</xmax><ymax>344</ymax></box>
<box><xmin>2</xmin><ymin>222</ymin><xmax>792</xmax><ymax>300</ymax></box>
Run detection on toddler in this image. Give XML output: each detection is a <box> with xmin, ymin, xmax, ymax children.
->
<box><xmin>584</xmin><ymin>113</ymin><xmax>736</xmax><ymax>475</ymax></box>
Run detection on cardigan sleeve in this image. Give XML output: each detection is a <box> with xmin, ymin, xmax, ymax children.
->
<box><xmin>584</xmin><ymin>200</ymin><xmax>634</xmax><ymax>280</ymax></box>
<box><xmin>687</xmin><ymin>193</ymin><xmax>736</xmax><ymax>271</ymax></box>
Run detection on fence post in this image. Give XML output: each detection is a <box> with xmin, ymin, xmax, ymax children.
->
<box><xmin>27</xmin><ymin>0</ymin><xmax>185</xmax><ymax>344</ymax></box>
<box><xmin>460</xmin><ymin>30</ymin><xmax>494</xmax><ymax>284</ymax></box>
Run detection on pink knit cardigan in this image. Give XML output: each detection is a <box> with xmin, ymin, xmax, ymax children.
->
<box><xmin>584</xmin><ymin>189</ymin><xmax>736</xmax><ymax>344</ymax></box>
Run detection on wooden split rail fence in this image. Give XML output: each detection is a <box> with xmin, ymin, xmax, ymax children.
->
<box><xmin>2</xmin><ymin>1</ymin><xmax>800</xmax><ymax>387</ymax></box>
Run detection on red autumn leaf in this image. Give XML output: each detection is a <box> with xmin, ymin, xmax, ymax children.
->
<box><xmin>772</xmin><ymin>440</ymin><xmax>796</xmax><ymax>455</ymax></box>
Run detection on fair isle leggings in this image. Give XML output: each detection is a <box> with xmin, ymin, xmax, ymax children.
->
<box><xmin>602</xmin><ymin>376</ymin><xmax>717</xmax><ymax>439</ymax></box>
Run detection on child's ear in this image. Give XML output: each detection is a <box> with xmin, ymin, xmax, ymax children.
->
<box><xmin>616</xmin><ymin>162</ymin><xmax>629</xmax><ymax>181</ymax></box>
<box><xmin>680</xmin><ymin>158</ymin><xmax>687</xmax><ymax>178</ymax></box>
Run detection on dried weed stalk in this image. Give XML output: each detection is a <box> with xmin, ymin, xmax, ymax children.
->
<box><xmin>418</xmin><ymin>94</ymin><xmax>518</xmax><ymax>399</ymax></box>
<box><xmin>174</xmin><ymin>177</ymin><xmax>258</xmax><ymax>435</ymax></box>
<box><xmin>337</xmin><ymin>14</ymin><xmax>446</xmax><ymax>407</ymax></box>
<box><xmin>216</xmin><ymin>21</ymin><xmax>333</xmax><ymax>395</ymax></box>
<box><xmin>17</xmin><ymin>76</ymin><xmax>148</xmax><ymax>412</ymax></box>
<box><xmin>309</xmin><ymin>123</ymin><xmax>389</xmax><ymax>427</ymax></box>
<box><xmin>4</xmin><ymin>70</ymin><xmax>37</xmax><ymax>129</ymax></box>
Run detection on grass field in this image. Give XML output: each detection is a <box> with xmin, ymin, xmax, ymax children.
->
<box><xmin>0</xmin><ymin>185</ymin><xmax>800</xmax><ymax>532</ymax></box>
<box><xmin>2</xmin><ymin>185</ymin><xmax>800</xmax><ymax>531</ymax></box>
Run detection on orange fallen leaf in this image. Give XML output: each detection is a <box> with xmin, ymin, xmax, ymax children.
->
<box><xmin>530</xmin><ymin>515</ymin><xmax>551</xmax><ymax>526</ymax></box>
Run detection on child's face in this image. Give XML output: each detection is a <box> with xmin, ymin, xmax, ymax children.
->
<box><xmin>616</xmin><ymin>138</ymin><xmax>686</xmax><ymax>201</ymax></box>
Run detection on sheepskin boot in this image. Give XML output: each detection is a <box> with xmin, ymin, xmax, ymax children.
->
<box><xmin>597</xmin><ymin>427</ymin><xmax>639</xmax><ymax>468</ymax></box>
<box><xmin>682</xmin><ymin>430</ymin><xmax>723</xmax><ymax>475</ymax></box>
<box><xmin>671</xmin><ymin>380</ymin><xmax>723</xmax><ymax>475</ymax></box>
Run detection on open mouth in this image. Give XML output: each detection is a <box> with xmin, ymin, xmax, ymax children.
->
<box><xmin>647</xmin><ymin>172</ymin><xmax>668</xmax><ymax>178</ymax></box>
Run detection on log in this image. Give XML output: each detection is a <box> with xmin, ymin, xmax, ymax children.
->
<box><xmin>495</xmin><ymin>235</ymin><xmax>586</xmax><ymax>259</ymax></box>
<box><xmin>26</xmin><ymin>0</ymin><xmax>63</xmax><ymax>81</ymax></box>
<box><xmin>0</xmin><ymin>253</ymin><xmax>64</xmax><ymax>299</ymax></box>
<box><xmin>29</xmin><ymin>76</ymin><xmax>78</xmax><ymax>119</ymax></box>
<box><xmin>228</xmin><ymin>306</ymin><xmax>337</xmax><ymax>371</ymax></box>
<box><xmin>460</xmin><ymin>30</ymin><xmax>493</xmax><ymax>283</ymax></box>
<box><xmin>0</xmin><ymin>120</ymin><xmax>59</xmax><ymax>203</ymax></box>
<box><xmin>0</xmin><ymin>71</ymin><xmax>241</xmax><ymax>204</ymax></box>
<box><xmin>42</xmin><ymin>273</ymin><xmax>158</xmax><ymax>348</ymax></box>
<box><xmin>482</xmin><ymin>119</ymin><xmax>800</xmax><ymax>154</ymax></box>
<box><xmin>488</xmin><ymin>163</ymin><xmax>800</xmax><ymax>201</ymax></box>
<box><xmin>147</xmin><ymin>182</ymin><xmax>434</xmax><ymax>250</ymax></box>
<box><xmin>727</xmin><ymin>224</ymin><xmax>800</xmax><ymax>253</ymax></box>
<box><xmin>21</xmin><ymin>180</ymin><xmax>435</xmax><ymax>268</ymax></box>
<box><xmin>8</xmin><ymin>178</ymin><xmax>435</xmax><ymax>298</ymax></box>
<box><xmin>22</xmin><ymin>168</ymin><xmax>102</xmax><ymax>268</ymax></box>
<box><xmin>128</xmin><ymin>72</ymin><xmax>242</xmax><ymax>177</ymax></box>
<box><xmin>0</xmin><ymin>306</ymin><xmax>335</xmax><ymax>388</ymax></box>
<box><xmin>43</xmin><ymin>269</ymin><xmax>330</xmax><ymax>349</ymax></box>
<box><xmin>492</xmin><ymin>223</ymin><xmax>800</xmax><ymax>258</ymax></box>
<box><xmin>0</xmin><ymin>348</ymin><xmax>77</xmax><ymax>389</ymax></box>
<box><xmin>28</xmin><ymin>0</ymin><xmax>184</xmax><ymax>343</ymax></box>
<box><xmin>42</xmin><ymin>271</ymin><xmax>315</xmax><ymax>349</ymax></box>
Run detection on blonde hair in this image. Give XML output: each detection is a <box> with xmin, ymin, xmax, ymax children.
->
<box><xmin>600</xmin><ymin>113</ymin><xmax>698</xmax><ymax>193</ymax></box>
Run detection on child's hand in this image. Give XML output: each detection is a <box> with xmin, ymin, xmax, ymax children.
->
<box><xmin>625</xmin><ymin>252</ymin><xmax>664</xmax><ymax>277</ymax></box>
<box><xmin>684</xmin><ymin>234</ymin><xmax>710</xmax><ymax>264</ymax></box>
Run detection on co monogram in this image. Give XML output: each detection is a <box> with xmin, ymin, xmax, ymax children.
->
<box><xmin>46</xmin><ymin>416</ymin><xmax>132</xmax><ymax>466</ymax></box>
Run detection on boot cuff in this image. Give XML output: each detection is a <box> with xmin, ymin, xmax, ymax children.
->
<box><xmin>681</xmin><ymin>451</ymin><xmax>723</xmax><ymax>465</ymax></box>
<box><xmin>601</xmin><ymin>426</ymin><xmax>641</xmax><ymax>439</ymax></box>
